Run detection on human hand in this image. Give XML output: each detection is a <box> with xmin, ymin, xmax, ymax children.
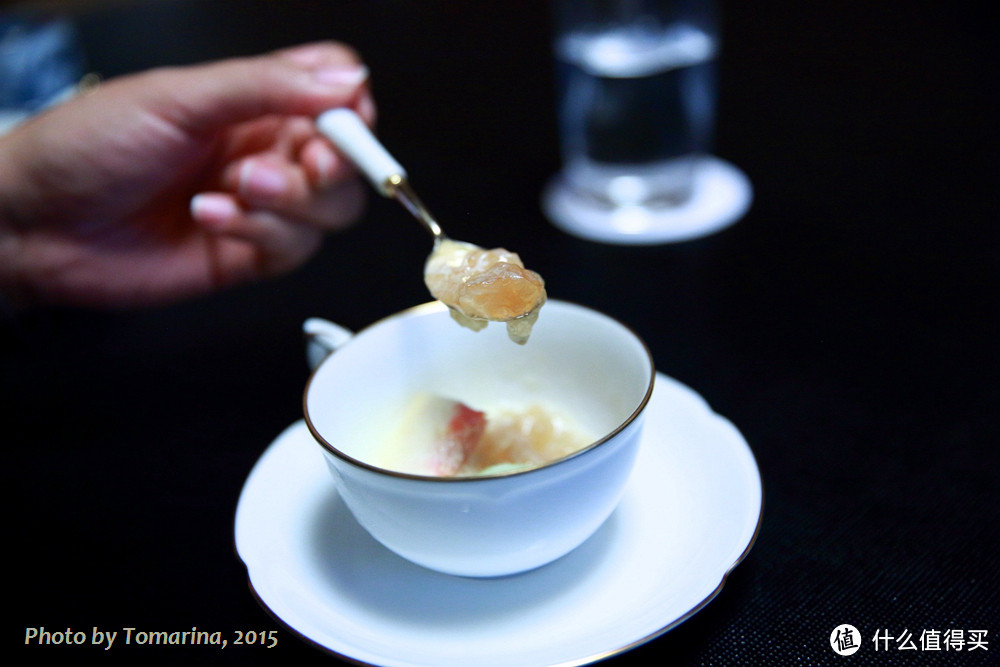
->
<box><xmin>0</xmin><ymin>41</ymin><xmax>373</xmax><ymax>308</ymax></box>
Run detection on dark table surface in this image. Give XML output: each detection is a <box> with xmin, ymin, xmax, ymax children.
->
<box><xmin>5</xmin><ymin>1</ymin><xmax>997</xmax><ymax>665</ymax></box>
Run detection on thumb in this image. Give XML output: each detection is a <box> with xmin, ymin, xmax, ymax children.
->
<box><xmin>141</xmin><ymin>42</ymin><xmax>370</xmax><ymax>133</ymax></box>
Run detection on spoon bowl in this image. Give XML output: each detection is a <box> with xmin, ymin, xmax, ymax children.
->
<box><xmin>317</xmin><ymin>108</ymin><xmax>546</xmax><ymax>342</ymax></box>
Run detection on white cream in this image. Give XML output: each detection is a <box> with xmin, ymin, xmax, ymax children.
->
<box><xmin>377</xmin><ymin>394</ymin><xmax>595</xmax><ymax>477</ymax></box>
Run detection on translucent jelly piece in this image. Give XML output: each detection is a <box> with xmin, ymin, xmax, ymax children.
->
<box><xmin>456</xmin><ymin>261</ymin><xmax>546</xmax><ymax>322</ymax></box>
<box><xmin>505</xmin><ymin>309</ymin><xmax>539</xmax><ymax>346</ymax></box>
<box><xmin>448</xmin><ymin>308</ymin><xmax>488</xmax><ymax>332</ymax></box>
<box><xmin>424</xmin><ymin>239</ymin><xmax>546</xmax><ymax>343</ymax></box>
<box><xmin>464</xmin><ymin>404</ymin><xmax>594</xmax><ymax>474</ymax></box>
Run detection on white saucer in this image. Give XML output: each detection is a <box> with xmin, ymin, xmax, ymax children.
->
<box><xmin>543</xmin><ymin>156</ymin><xmax>753</xmax><ymax>245</ymax></box>
<box><xmin>235</xmin><ymin>373</ymin><xmax>762</xmax><ymax>666</ymax></box>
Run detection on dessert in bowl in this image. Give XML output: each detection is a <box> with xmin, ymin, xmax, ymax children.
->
<box><xmin>303</xmin><ymin>299</ymin><xmax>654</xmax><ymax>577</ymax></box>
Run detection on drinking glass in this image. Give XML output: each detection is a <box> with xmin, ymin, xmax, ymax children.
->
<box><xmin>543</xmin><ymin>0</ymin><xmax>752</xmax><ymax>244</ymax></box>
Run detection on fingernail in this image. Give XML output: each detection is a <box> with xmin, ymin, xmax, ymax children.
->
<box><xmin>312</xmin><ymin>64</ymin><xmax>369</xmax><ymax>88</ymax></box>
<box><xmin>356</xmin><ymin>93</ymin><xmax>377</xmax><ymax>125</ymax></box>
<box><xmin>191</xmin><ymin>194</ymin><xmax>238</xmax><ymax>228</ymax></box>
<box><xmin>314</xmin><ymin>145</ymin><xmax>336</xmax><ymax>187</ymax></box>
<box><xmin>239</xmin><ymin>160</ymin><xmax>287</xmax><ymax>200</ymax></box>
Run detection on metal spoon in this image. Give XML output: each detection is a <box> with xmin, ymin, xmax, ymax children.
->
<box><xmin>316</xmin><ymin>109</ymin><xmax>546</xmax><ymax>343</ymax></box>
<box><xmin>317</xmin><ymin>109</ymin><xmax>444</xmax><ymax>240</ymax></box>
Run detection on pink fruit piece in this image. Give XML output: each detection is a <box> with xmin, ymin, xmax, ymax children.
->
<box><xmin>430</xmin><ymin>402</ymin><xmax>487</xmax><ymax>475</ymax></box>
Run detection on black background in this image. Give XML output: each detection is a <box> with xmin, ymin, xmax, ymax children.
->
<box><xmin>5</xmin><ymin>1</ymin><xmax>996</xmax><ymax>665</ymax></box>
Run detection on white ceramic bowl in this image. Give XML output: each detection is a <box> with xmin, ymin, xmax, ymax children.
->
<box><xmin>303</xmin><ymin>300</ymin><xmax>654</xmax><ymax>577</ymax></box>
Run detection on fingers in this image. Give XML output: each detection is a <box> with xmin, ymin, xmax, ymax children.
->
<box><xmin>301</xmin><ymin>137</ymin><xmax>352</xmax><ymax>188</ymax></box>
<box><xmin>218</xmin><ymin>115</ymin><xmax>358</xmax><ymax>198</ymax></box>
<box><xmin>148</xmin><ymin>41</ymin><xmax>374</xmax><ymax>134</ymax></box>
<box><xmin>191</xmin><ymin>180</ymin><xmax>365</xmax><ymax>240</ymax></box>
<box><xmin>209</xmin><ymin>111</ymin><xmax>366</xmax><ymax>228</ymax></box>
<box><xmin>275</xmin><ymin>42</ymin><xmax>377</xmax><ymax>125</ymax></box>
<box><xmin>190</xmin><ymin>176</ymin><xmax>365</xmax><ymax>273</ymax></box>
<box><xmin>275</xmin><ymin>41</ymin><xmax>362</xmax><ymax>68</ymax></box>
<box><xmin>218</xmin><ymin>151</ymin><xmax>365</xmax><ymax>228</ymax></box>
<box><xmin>174</xmin><ymin>42</ymin><xmax>374</xmax><ymax>272</ymax></box>
<box><xmin>190</xmin><ymin>193</ymin><xmax>319</xmax><ymax>276</ymax></box>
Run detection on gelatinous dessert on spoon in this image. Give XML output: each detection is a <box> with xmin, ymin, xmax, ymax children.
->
<box><xmin>377</xmin><ymin>393</ymin><xmax>593</xmax><ymax>477</ymax></box>
<box><xmin>316</xmin><ymin>109</ymin><xmax>547</xmax><ymax>344</ymax></box>
<box><xmin>424</xmin><ymin>239</ymin><xmax>547</xmax><ymax>345</ymax></box>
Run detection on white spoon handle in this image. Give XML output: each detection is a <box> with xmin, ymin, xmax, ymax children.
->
<box><xmin>316</xmin><ymin>108</ymin><xmax>405</xmax><ymax>196</ymax></box>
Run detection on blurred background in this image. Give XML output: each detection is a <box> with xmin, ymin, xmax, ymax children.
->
<box><xmin>4</xmin><ymin>1</ymin><xmax>996</xmax><ymax>665</ymax></box>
